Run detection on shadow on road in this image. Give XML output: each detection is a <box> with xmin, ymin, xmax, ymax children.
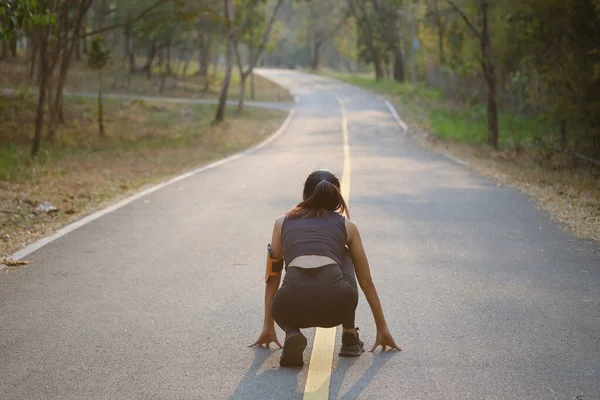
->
<box><xmin>229</xmin><ymin>347</ymin><xmax>303</xmax><ymax>400</ymax></box>
<box><xmin>329</xmin><ymin>351</ymin><xmax>399</xmax><ymax>400</ymax></box>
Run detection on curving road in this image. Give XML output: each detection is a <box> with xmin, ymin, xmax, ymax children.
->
<box><xmin>1</xmin><ymin>69</ymin><xmax>599</xmax><ymax>400</ymax></box>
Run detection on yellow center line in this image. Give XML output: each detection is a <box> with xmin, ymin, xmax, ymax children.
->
<box><xmin>303</xmin><ymin>95</ymin><xmax>350</xmax><ymax>400</ymax></box>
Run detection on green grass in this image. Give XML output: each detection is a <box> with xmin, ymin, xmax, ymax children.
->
<box><xmin>318</xmin><ymin>70</ymin><xmax>552</xmax><ymax>150</ymax></box>
<box><xmin>429</xmin><ymin>105</ymin><xmax>552</xmax><ymax>148</ymax></box>
<box><xmin>321</xmin><ymin>70</ymin><xmax>442</xmax><ymax>100</ymax></box>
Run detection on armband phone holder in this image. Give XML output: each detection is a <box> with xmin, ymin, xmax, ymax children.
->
<box><xmin>265</xmin><ymin>244</ymin><xmax>284</xmax><ymax>282</ymax></box>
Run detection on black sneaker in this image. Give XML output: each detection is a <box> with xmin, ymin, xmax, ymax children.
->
<box><xmin>339</xmin><ymin>328</ymin><xmax>365</xmax><ymax>357</ymax></box>
<box><xmin>280</xmin><ymin>329</ymin><xmax>307</xmax><ymax>367</ymax></box>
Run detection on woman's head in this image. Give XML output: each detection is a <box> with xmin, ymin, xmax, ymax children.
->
<box><xmin>287</xmin><ymin>169</ymin><xmax>349</xmax><ymax>219</ymax></box>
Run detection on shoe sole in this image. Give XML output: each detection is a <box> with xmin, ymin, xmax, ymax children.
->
<box><xmin>280</xmin><ymin>334</ymin><xmax>308</xmax><ymax>367</ymax></box>
<box><xmin>338</xmin><ymin>345</ymin><xmax>365</xmax><ymax>357</ymax></box>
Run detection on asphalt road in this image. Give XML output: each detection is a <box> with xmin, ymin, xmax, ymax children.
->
<box><xmin>1</xmin><ymin>69</ymin><xmax>599</xmax><ymax>400</ymax></box>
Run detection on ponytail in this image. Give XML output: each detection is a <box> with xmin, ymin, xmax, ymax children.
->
<box><xmin>287</xmin><ymin>180</ymin><xmax>350</xmax><ymax>219</ymax></box>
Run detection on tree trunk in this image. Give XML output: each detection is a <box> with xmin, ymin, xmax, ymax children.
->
<box><xmin>9</xmin><ymin>38</ymin><xmax>17</xmax><ymax>57</ymax></box>
<box><xmin>49</xmin><ymin>1</ymin><xmax>90</xmax><ymax>139</ymax></box>
<box><xmin>438</xmin><ymin>24</ymin><xmax>446</xmax><ymax>66</ymax></box>
<box><xmin>199</xmin><ymin>35</ymin><xmax>212</xmax><ymax>78</ymax></box>
<box><xmin>480</xmin><ymin>1</ymin><xmax>498</xmax><ymax>149</ymax></box>
<box><xmin>29</xmin><ymin>37</ymin><xmax>38</xmax><ymax>79</ymax></box>
<box><xmin>373</xmin><ymin>53</ymin><xmax>384</xmax><ymax>81</ymax></box>
<box><xmin>312</xmin><ymin>41</ymin><xmax>322</xmax><ymax>70</ymax></box>
<box><xmin>1</xmin><ymin>41</ymin><xmax>7</xmax><ymax>60</ymax></box>
<box><xmin>124</xmin><ymin>15</ymin><xmax>136</xmax><ymax>73</ymax></box>
<box><xmin>159</xmin><ymin>52</ymin><xmax>168</xmax><ymax>93</ymax></box>
<box><xmin>46</xmin><ymin>77</ymin><xmax>56</xmax><ymax>140</ymax></box>
<box><xmin>32</xmin><ymin>31</ymin><xmax>50</xmax><ymax>157</ymax></box>
<box><xmin>560</xmin><ymin>119</ymin><xmax>568</xmax><ymax>150</ymax></box>
<box><xmin>215</xmin><ymin>0</ymin><xmax>235</xmax><ymax>122</ymax></box>
<box><xmin>75</xmin><ymin>36</ymin><xmax>82</xmax><ymax>61</ymax></box>
<box><xmin>390</xmin><ymin>14</ymin><xmax>405</xmax><ymax>82</ymax></box>
<box><xmin>166</xmin><ymin>45</ymin><xmax>172</xmax><ymax>75</ymax></box>
<box><xmin>215</xmin><ymin>35</ymin><xmax>233</xmax><ymax>122</ymax></box>
<box><xmin>143</xmin><ymin>42</ymin><xmax>157</xmax><ymax>78</ymax></box>
<box><xmin>485</xmin><ymin>69</ymin><xmax>499</xmax><ymax>148</ymax></box>
<box><xmin>432</xmin><ymin>0</ymin><xmax>446</xmax><ymax>66</ymax></box>
<box><xmin>98</xmin><ymin>69</ymin><xmax>105</xmax><ymax>137</ymax></box>
<box><xmin>82</xmin><ymin>31</ymin><xmax>88</xmax><ymax>55</ymax></box>
<box><xmin>128</xmin><ymin>37</ymin><xmax>136</xmax><ymax>74</ymax></box>
<box><xmin>251</xmin><ymin>72</ymin><xmax>255</xmax><ymax>100</ymax></box>
<box><xmin>182</xmin><ymin>53</ymin><xmax>191</xmax><ymax>77</ymax></box>
<box><xmin>237</xmin><ymin>72</ymin><xmax>248</xmax><ymax>114</ymax></box>
<box><xmin>392</xmin><ymin>48</ymin><xmax>405</xmax><ymax>82</ymax></box>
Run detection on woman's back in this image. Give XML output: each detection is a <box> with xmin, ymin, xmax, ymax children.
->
<box><xmin>282</xmin><ymin>211</ymin><xmax>347</xmax><ymax>269</ymax></box>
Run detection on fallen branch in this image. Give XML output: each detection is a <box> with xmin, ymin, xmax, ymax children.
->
<box><xmin>1</xmin><ymin>258</ymin><xmax>31</xmax><ymax>267</ymax></box>
<box><xmin>559</xmin><ymin>149</ymin><xmax>600</xmax><ymax>167</ymax></box>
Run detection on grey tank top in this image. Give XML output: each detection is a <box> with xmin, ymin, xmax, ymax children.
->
<box><xmin>281</xmin><ymin>211</ymin><xmax>347</xmax><ymax>268</ymax></box>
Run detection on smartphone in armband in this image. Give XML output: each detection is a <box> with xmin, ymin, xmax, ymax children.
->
<box><xmin>265</xmin><ymin>244</ymin><xmax>284</xmax><ymax>282</ymax></box>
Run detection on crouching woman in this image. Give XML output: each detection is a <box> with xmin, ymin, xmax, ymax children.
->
<box><xmin>251</xmin><ymin>169</ymin><xmax>400</xmax><ymax>367</ymax></box>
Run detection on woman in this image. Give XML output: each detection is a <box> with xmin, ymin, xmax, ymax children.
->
<box><xmin>251</xmin><ymin>169</ymin><xmax>400</xmax><ymax>367</ymax></box>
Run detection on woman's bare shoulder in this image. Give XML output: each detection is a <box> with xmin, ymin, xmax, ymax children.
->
<box><xmin>344</xmin><ymin>218</ymin><xmax>359</xmax><ymax>241</ymax></box>
<box><xmin>344</xmin><ymin>217</ymin><xmax>357</xmax><ymax>229</ymax></box>
<box><xmin>274</xmin><ymin>215</ymin><xmax>286</xmax><ymax>228</ymax></box>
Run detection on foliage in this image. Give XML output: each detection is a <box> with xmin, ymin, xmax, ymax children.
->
<box><xmin>0</xmin><ymin>0</ymin><xmax>55</xmax><ymax>40</ymax></box>
<box><xmin>88</xmin><ymin>36</ymin><xmax>111</xmax><ymax>71</ymax></box>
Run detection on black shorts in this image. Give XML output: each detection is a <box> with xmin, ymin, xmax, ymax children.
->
<box><xmin>271</xmin><ymin>249</ymin><xmax>358</xmax><ymax>330</ymax></box>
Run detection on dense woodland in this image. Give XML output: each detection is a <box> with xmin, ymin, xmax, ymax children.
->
<box><xmin>1</xmin><ymin>0</ymin><xmax>600</xmax><ymax>165</ymax></box>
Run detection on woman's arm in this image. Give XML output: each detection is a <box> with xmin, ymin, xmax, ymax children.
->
<box><xmin>346</xmin><ymin>219</ymin><xmax>401</xmax><ymax>351</ymax></box>
<box><xmin>263</xmin><ymin>216</ymin><xmax>284</xmax><ymax>326</ymax></box>
<box><xmin>346</xmin><ymin>219</ymin><xmax>388</xmax><ymax>329</ymax></box>
<box><xmin>251</xmin><ymin>217</ymin><xmax>284</xmax><ymax>347</ymax></box>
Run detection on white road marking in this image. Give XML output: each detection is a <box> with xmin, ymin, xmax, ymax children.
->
<box><xmin>384</xmin><ymin>99</ymin><xmax>469</xmax><ymax>167</ymax></box>
<box><xmin>3</xmin><ymin>110</ymin><xmax>296</xmax><ymax>269</ymax></box>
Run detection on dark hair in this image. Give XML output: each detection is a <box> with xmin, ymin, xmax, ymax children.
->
<box><xmin>286</xmin><ymin>169</ymin><xmax>350</xmax><ymax>219</ymax></box>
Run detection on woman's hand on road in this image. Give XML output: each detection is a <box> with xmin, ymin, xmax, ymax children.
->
<box><xmin>249</xmin><ymin>326</ymin><xmax>283</xmax><ymax>348</ymax></box>
<box><xmin>369</xmin><ymin>327</ymin><xmax>402</xmax><ymax>352</ymax></box>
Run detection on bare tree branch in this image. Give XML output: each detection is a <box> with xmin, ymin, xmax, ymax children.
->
<box><xmin>247</xmin><ymin>0</ymin><xmax>283</xmax><ymax>70</ymax></box>
<box><xmin>230</xmin><ymin>0</ymin><xmax>261</xmax><ymax>40</ymax></box>
<box><xmin>443</xmin><ymin>0</ymin><xmax>481</xmax><ymax>40</ymax></box>
<box><xmin>315</xmin><ymin>16</ymin><xmax>347</xmax><ymax>47</ymax></box>
<box><xmin>78</xmin><ymin>0</ymin><xmax>170</xmax><ymax>40</ymax></box>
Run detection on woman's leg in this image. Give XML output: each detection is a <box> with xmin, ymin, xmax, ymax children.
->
<box><xmin>271</xmin><ymin>286</ymin><xmax>303</xmax><ymax>332</ymax></box>
<box><xmin>340</xmin><ymin>248</ymin><xmax>358</xmax><ymax>329</ymax></box>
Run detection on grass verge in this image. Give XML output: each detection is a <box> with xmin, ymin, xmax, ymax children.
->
<box><xmin>0</xmin><ymin>94</ymin><xmax>287</xmax><ymax>258</ymax></box>
<box><xmin>319</xmin><ymin>70</ymin><xmax>600</xmax><ymax>244</ymax></box>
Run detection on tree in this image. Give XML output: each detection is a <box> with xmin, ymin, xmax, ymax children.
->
<box><xmin>88</xmin><ymin>35</ymin><xmax>111</xmax><ymax>137</ymax></box>
<box><xmin>348</xmin><ymin>0</ymin><xmax>387</xmax><ymax>80</ymax></box>
<box><xmin>234</xmin><ymin>0</ymin><xmax>284</xmax><ymax>113</ymax></box>
<box><xmin>347</xmin><ymin>0</ymin><xmax>406</xmax><ymax>82</ymax></box>
<box><xmin>445</xmin><ymin>0</ymin><xmax>499</xmax><ymax>148</ymax></box>
<box><xmin>425</xmin><ymin>0</ymin><xmax>449</xmax><ymax>66</ymax></box>
<box><xmin>305</xmin><ymin>0</ymin><xmax>347</xmax><ymax>70</ymax></box>
<box><xmin>214</xmin><ymin>0</ymin><xmax>262</xmax><ymax>122</ymax></box>
<box><xmin>373</xmin><ymin>0</ymin><xmax>405</xmax><ymax>82</ymax></box>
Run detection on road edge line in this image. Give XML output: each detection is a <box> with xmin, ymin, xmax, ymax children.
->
<box><xmin>384</xmin><ymin>100</ymin><xmax>408</xmax><ymax>132</ymax></box>
<box><xmin>3</xmin><ymin>109</ymin><xmax>296</xmax><ymax>267</ymax></box>
<box><xmin>383</xmin><ymin>99</ymin><xmax>469</xmax><ymax>168</ymax></box>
